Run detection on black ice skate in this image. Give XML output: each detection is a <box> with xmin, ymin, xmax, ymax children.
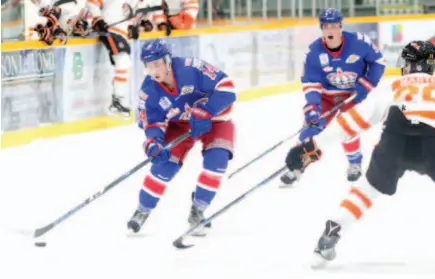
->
<box><xmin>347</xmin><ymin>163</ymin><xmax>362</xmax><ymax>182</ymax></box>
<box><xmin>279</xmin><ymin>169</ymin><xmax>301</xmax><ymax>188</ymax></box>
<box><xmin>108</xmin><ymin>94</ymin><xmax>131</xmax><ymax>119</ymax></box>
<box><xmin>127</xmin><ymin>210</ymin><xmax>150</xmax><ymax>233</ymax></box>
<box><xmin>188</xmin><ymin>193</ymin><xmax>211</xmax><ymax>237</ymax></box>
<box><xmin>312</xmin><ymin>220</ymin><xmax>342</xmax><ymax>268</ymax></box>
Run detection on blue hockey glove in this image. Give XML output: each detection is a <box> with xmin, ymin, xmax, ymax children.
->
<box><xmin>300</xmin><ymin>104</ymin><xmax>325</xmax><ymax>141</ymax></box>
<box><xmin>299</xmin><ymin>126</ymin><xmax>324</xmax><ymax>142</ymax></box>
<box><xmin>353</xmin><ymin>84</ymin><xmax>369</xmax><ymax>104</ymax></box>
<box><xmin>189</xmin><ymin>103</ymin><xmax>213</xmax><ymax>139</ymax></box>
<box><xmin>143</xmin><ymin>138</ymin><xmax>170</xmax><ymax>164</ymax></box>
<box><xmin>304</xmin><ymin>104</ymin><xmax>326</xmax><ymax>128</ymax></box>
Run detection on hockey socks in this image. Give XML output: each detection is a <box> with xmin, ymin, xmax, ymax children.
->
<box><xmin>139</xmin><ymin>161</ymin><xmax>180</xmax><ymax>211</ymax></box>
<box><xmin>193</xmin><ymin>149</ymin><xmax>229</xmax><ymax>210</ymax></box>
<box><xmin>342</xmin><ymin>136</ymin><xmax>362</xmax><ymax>164</ymax></box>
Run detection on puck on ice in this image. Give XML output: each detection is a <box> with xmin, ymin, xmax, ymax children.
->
<box><xmin>35</xmin><ymin>242</ymin><xmax>47</xmax><ymax>247</ymax></box>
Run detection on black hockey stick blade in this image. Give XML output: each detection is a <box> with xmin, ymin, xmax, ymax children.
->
<box><xmin>173</xmin><ymin>236</ymin><xmax>193</xmax><ymax>249</ymax></box>
<box><xmin>34</xmin><ymin>224</ymin><xmax>54</xmax><ymax>238</ymax></box>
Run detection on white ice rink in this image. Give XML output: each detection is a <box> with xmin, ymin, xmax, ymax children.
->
<box><xmin>1</xmin><ymin>84</ymin><xmax>435</xmax><ymax>279</ymax></box>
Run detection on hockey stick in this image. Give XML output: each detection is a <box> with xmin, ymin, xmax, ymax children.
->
<box><xmin>173</xmin><ymin>165</ymin><xmax>288</xmax><ymax>249</ymax></box>
<box><xmin>227</xmin><ymin>94</ymin><xmax>357</xmax><ymax>179</ymax></box>
<box><xmin>33</xmin><ymin>132</ymin><xmax>190</xmax><ymax>239</ymax></box>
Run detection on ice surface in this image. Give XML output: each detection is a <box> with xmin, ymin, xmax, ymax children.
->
<box><xmin>1</xmin><ymin>81</ymin><xmax>434</xmax><ymax>279</ymax></box>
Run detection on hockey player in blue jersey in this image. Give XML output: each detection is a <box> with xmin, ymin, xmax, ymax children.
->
<box><xmin>127</xmin><ymin>39</ymin><xmax>236</xmax><ymax>234</ymax></box>
<box><xmin>280</xmin><ymin>8</ymin><xmax>386</xmax><ymax>187</ymax></box>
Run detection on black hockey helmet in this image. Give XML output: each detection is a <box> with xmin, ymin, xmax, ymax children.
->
<box><xmin>397</xmin><ymin>40</ymin><xmax>435</xmax><ymax>75</ymax></box>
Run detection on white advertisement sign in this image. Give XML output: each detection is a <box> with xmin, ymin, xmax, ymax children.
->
<box><xmin>380</xmin><ymin>20</ymin><xmax>435</xmax><ymax>67</ymax></box>
<box><xmin>290</xmin><ymin>25</ymin><xmax>320</xmax><ymax>80</ymax></box>
<box><xmin>199</xmin><ymin>32</ymin><xmax>254</xmax><ymax>91</ymax></box>
<box><xmin>62</xmin><ymin>45</ymin><xmax>112</xmax><ymax>121</ymax></box>
<box><xmin>255</xmin><ymin>29</ymin><xmax>292</xmax><ymax>86</ymax></box>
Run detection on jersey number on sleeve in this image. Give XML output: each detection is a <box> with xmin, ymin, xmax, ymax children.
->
<box><xmin>187</xmin><ymin>58</ymin><xmax>220</xmax><ymax>80</ymax></box>
<box><xmin>394</xmin><ymin>84</ymin><xmax>435</xmax><ymax>102</ymax></box>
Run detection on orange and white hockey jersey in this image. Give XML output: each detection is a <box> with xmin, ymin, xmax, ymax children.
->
<box><xmin>316</xmin><ymin>73</ymin><xmax>435</xmax><ymax>146</ymax></box>
<box><xmin>86</xmin><ymin>0</ymin><xmax>140</xmax><ymax>39</ymax></box>
<box><xmin>138</xmin><ymin>0</ymin><xmax>198</xmax><ymax>30</ymax></box>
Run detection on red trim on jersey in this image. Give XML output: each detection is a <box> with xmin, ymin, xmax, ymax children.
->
<box><xmin>158</xmin><ymin>71</ymin><xmax>178</xmax><ymax>96</ymax></box>
<box><xmin>358</xmin><ymin>77</ymin><xmax>375</xmax><ymax>92</ymax></box>
<box><xmin>302</xmin><ymin>84</ymin><xmax>322</xmax><ymax>92</ymax></box>
<box><xmin>322</xmin><ymin>35</ymin><xmax>345</xmax><ymax>58</ymax></box>
<box><xmin>145</xmin><ymin>122</ymin><xmax>167</xmax><ymax>130</ymax></box>
<box><xmin>215</xmin><ymin>79</ymin><xmax>235</xmax><ymax>91</ymax></box>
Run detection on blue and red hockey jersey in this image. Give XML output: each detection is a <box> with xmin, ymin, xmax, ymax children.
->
<box><xmin>138</xmin><ymin>57</ymin><xmax>236</xmax><ymax>139</ymax></box>
<box><xmin>302</xmin><ymin>31</ymin><xmax>386</xmax><ymax>106</ymax></box>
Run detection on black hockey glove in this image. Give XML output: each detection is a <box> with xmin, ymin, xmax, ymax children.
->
<box><xmin>34</xmin><ymin>24</ymin><xmax>55</xmax><ymax>45</ymax></box>
<box><xmin>128</xmin><ymin>24</ymin><xmax>139</xmax><ymax>39</ymax></box>
<box><xmin>285</xmin><ymin>138</ymin><xmax>322</xmax><ymax>171</ymax></box>
<box><xmin>92</xmin><ymin>16</ymin><xmax>109</xmax><ymax>33</ymax></box>
<box><xmin>140</xmin><ymin>20</ymin><xmax>154</xmax><ymax>32</ymax></box>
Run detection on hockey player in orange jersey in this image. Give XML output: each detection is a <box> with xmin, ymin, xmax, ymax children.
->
<box><xmin>137</xmin><ymin>0</ymin><xmax>198</xmax><ymax>31</ymax></box>
<box><xmin>283</xmin><ymin>40</ymin><xmax>435</xmax><ymax>267</ymax></box>
<box><xmin>83</xmin><ymin>0</ymin><xmax>139</xmax><ymax>118</ymax></box>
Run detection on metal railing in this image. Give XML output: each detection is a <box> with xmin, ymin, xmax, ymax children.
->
<box><xmin>198</xmin><ymin>0</ymin><xmax>433</xmax><ymax>23</ymax></box>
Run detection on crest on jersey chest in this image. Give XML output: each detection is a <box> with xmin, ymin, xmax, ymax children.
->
<box><xmin>326</xmin><ymin>67</ymin><xmax>358</xmax><ymax>89</ymax></box>
<box><xmin>181</xmin><ymin>85</ymin><xmax>194</xmax><ymax>95</ymax></box>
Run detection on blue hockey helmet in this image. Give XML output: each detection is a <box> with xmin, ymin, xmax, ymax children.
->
<box><xmin>140</xmin><ymin>39</ymin><xmax>172</xmax><ymax>64</ymax></box>
<box><xmin>319</xmin><ymin>8</ymin><xmax>343</xmax><ymax>27</ymax></box>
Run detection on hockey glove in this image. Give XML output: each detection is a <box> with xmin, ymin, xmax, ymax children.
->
<box><xmin>92</xmin><ymin>16</ymin><xmax>109</xmax><ymax>33</ymax></box>
<box><xmin>285</xmin><ymin>138</ymin><xmax>322</xmax><ymax>171</ymax></box>
<box><xmin>189</xmin><ymin>103</ymin><xmax>213</xmax><ymax>139</ymax></box>
<box><xmin>303</xmin><ymin>104</ymin><xmax>323</xmax><ymax>126</ymax></box>
<box><xmin>299</xmin><ymin>104</ymin><xmax>325</xmax><ymax>141</ymax></box>
<box><xmin>353</xmin><ymin>82</ymin><xmax>370</xmax><ymax>104</ymax></box>
<box><xmin>143</xmin><ymin>138</ymin><xmax>170</xmax><ymax>165</ymax></box>
<box><xmin>34</xmin><ymin>24</ymin><xmax>55</xmax><ymax>45</ymax></box>
<box><xmin>141</xmin><ymin>20</ymin><xmax>154</xmax><ymax>32</ymax></box>
<box><xmin>127</xmin><ymin>25</ymin><xmax>139</xmax><ymax>39</ymax></box>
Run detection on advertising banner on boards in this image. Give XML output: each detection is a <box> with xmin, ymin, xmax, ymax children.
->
<box><xmin>198</xmin><ymin>32</ymin><xmax>254</xmax><ymax>91</ymax></box>
<box><xmin>379</xmin><ymin>20</ymin><xmax>435</xmax><ymax>67</ymax></box>
<box><xmin>61</xmin><ymin>44</ymin><xmax>113</xmax><ymax>122</ymax></box>
<box><xmin>1</xmin><ymin>48</ymin><xmax>63</xmax><ymax>132</ymax></box>
<box><xmin>255</xmin><ymin>29</ymin><xmax>293</xmax><ymax>86</ymax></box>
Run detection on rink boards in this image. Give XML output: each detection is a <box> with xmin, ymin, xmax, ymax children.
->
<box><xmin>1</xmin><ymin>14</ymin><xmax>435</xmax><ymax>149</ymax></box>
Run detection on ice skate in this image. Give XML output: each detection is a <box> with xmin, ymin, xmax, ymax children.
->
<box><xmin>347</xmin><ymin>163</ymin><xmax>362</xmax><ymax>182</ymax></box>
<box><xmin>279</xmin><ymin>169</ymin><xmax>301</xmax><ymax>188</ymax></box>
<box><xmin>188</xmin><ymin>193</ymin><xmax>212</xmax><ymax>237</ymax></box>
<box><xmin>311</xmin><ymin>220</ymin><xmax>341</xmax><ymax>269</ymax></box>
<box><xmin>108</xmin><ymin>94</ymin><xmax>131</xmax><ymax>119</ymax></box>
<box><xmin>127</xmin><ymin>210</ymin><xmax>150</xmax><ymax>233</ymax></box>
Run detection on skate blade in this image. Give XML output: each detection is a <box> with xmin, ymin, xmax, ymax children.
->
<box><xmin>310</xmin><ymin>251</ymin><xmax>331</xmax><ymax>270</ymax></box>
<box><xmin>278</xmin><ymin>183</ymin><xmax>296</xmax><ymax>189</ymax></box>
<box><xmin>188</xmin><ymin>224</ymin><xmax>210</xmax><ymax>237</ymax></box>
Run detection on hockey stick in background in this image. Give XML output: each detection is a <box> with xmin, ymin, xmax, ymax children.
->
<box><xmin>227</xmin><ymin>94</ymin><xmax>357</xmax><ymax>179</ymax></box>
<box><xmin>173</xmin><ymin>166</ymin><xmax>288</xmax><ymax>249</ymax></box>
<box><xmin>33</xmin><ymin>132</ymin><xmax>190</xmax><ymax>240</ymax></box>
